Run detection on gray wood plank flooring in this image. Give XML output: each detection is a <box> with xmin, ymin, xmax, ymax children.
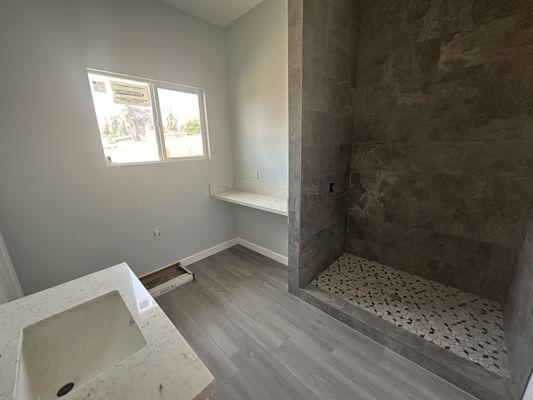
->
<box><xmin>157</xmin><ymin>245</ymin><xmax>478</xmax><ymax>400</ymax></box>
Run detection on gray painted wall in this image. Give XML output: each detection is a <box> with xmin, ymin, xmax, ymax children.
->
<box><xmin>226</xmin><ymin>0</ymin><xmax>288</xmax><ymax>187</ymax></box>
<box><xmin>0</xmin><ymin>0</ymin><xmax>236</xmax><ymax>294</ymax></box>
<box><xmin>226</xmin><ymin>0</ymin><xmax>289</xmax><ymax>257</ymax></box>
<box><xmin>234</xmin><ymin>207</ymin><xmax>288</xmax><ymax>256</ymax></box>
<box><xmin>348</xmin><ymin>0</ymin><xmax>533</xmax><ymax>302</ymax></box>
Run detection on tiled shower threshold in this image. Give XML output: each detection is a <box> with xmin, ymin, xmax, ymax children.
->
<box><xmin>300</xmin><ymin>253</ymin><xmax>512</xmax><ymax>400</ymax></box>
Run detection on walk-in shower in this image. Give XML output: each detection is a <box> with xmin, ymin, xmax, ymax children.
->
<box><xmin>288</xmin><ymin>1</ymin><xmax>533</xmax><ymax>399</ymax></box>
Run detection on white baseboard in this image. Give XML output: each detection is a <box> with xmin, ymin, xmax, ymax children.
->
<box><xmin>236</xmin><ymin>237</ymin><xmax>288</xmax><ymax>266</ymax></box>
<box><xmin>179</xmin><ymin>238</ymin><xmax>238</xmax><ymax>267</ymax></box>
<box><xmin>141</xmin><ymin>237</ymin><xmax>287</xmax><ymax>280</ymax></box>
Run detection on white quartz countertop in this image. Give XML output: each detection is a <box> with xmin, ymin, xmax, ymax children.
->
<box><xmin>0</xmin><ymin>263</ymin><xmax>215</xmax><ymax>400</ymax></box>
<box><xmin>211</xmin><ymin>190</ymin><xmax>288</xmax><ymax>216</ymax></box>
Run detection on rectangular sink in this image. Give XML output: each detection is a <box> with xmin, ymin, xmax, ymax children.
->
<box><xmin>15</xmin><ymin>291</ymin><xmax>146</xmax><ymax>400</ymax></box>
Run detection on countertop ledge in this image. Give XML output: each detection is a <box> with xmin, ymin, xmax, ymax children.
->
<box><xmin>209</xmin><ymin>180</ymin><xmax>288</xmax><ymax>216</ymax></box>
<box><xmin>211</xmin><ymin>190</ymin><xmax>288</xmax><ymax>216</ymax></box>
<box><xmin>0</xmin><ymin>263</ymin><xmax>215</xmax><ymax>400</ymax></box>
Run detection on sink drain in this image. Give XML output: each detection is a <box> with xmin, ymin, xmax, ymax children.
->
<box><xmin>56</xmin><ymin>382</ymin><xmax>74</xmax><ymax>397</ymax></box>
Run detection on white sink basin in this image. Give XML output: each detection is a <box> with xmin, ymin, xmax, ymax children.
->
<box><xmin>15</xmin><ymin>291</ymin><xmax>146</xmax><ymax>400</ymax></box>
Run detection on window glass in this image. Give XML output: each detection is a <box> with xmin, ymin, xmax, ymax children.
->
<box><xmin>87</xmin><ymin>70</ymin><xmax>209</xmax><ymax>165</ymax></box>
<box><xmin>158</xmin><ymin>88</ymin><xmax>205</xmax><ymax>158</ymax></box>
<box><xmin>88</xmin><ymin>73</ymin><xmax>159</xmax><ymax>164</ymax></box>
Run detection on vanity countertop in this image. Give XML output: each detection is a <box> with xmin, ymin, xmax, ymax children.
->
<box><xmin>0</xmin><ymin>263</ymin><xmax>215</xmax><ymax>400</ymax></box>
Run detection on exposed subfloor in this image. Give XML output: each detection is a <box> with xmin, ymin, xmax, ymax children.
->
<box><xmin>311</xmin><ymin>253</ymin><xmax>510</xmax><ymax>378</ymax></box>
<box><xmin>157</xmin><ymin>245</ymin><xmax>478</xmax><ymax>400</ymax></box>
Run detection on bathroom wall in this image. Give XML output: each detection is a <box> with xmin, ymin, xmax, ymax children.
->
<box><xmin>0</xmin><ymin>0</ymin><xmax>236</xmax><ymax>293</ymax></box>
<box><xmin>226</xmin><ymin>0</ymin><xmax>288</xmax><ymax>188</ymax></box>
<box><xmin>288</xmin><ymin>0</ymin><xmax>358</xmax><ymax>292</ymax></box>
<box><xmin>226</xmin><ymin>0</ymin><xmax>289</xmax><ymax>257</ymax></box>
<box><xmin>505</xmin><ymin>211</ymin><xmax>533</xmax><ymax>399</ymax></box>
<box><xmin>348</xmin><ymin>0</ymin><xmax>533</xmax><ymax>301</ymax></box>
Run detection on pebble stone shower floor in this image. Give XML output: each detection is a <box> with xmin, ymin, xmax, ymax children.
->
<box><xmin>311</xmin><ymin>253</ymin><xmax>510</xmax><ymax>378</ymax></box>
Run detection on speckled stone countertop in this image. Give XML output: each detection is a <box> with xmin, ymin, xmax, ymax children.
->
<box><xmin>209</xmin><ymin>180</ymin><xmax>288</xmax><ymax>216</ymax></box>
<box><xmin>211</xmin><ymin>190</ymin><xmax>288</xmax><ymax>216</ymax></box>
<box><xmin>0</xmin><ymin>263</ymin><xmax>215</xmax><ymax>400</ymax></box>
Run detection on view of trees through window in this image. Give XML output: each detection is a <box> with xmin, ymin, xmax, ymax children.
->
<box><xmin>101</xmin><ymin>107</ymin><xmax>154</xmax><ymax>144</ymax></box>
<box><xmin>157</xmin><ymin>87</ymin><xmax>204</xmax><ymax>159</ymax></box>
<box><xmin>87</xmin><ymin>71</ymin><xmax>206</xmax><ymax>164</ymax></box>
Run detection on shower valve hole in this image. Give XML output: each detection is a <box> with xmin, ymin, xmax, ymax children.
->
<box><xmin>56</xmin><ymin>382</ymin><xmax>74</xmax><ymax>397</ymax></box>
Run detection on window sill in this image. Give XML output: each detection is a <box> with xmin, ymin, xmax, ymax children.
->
<box><xmin>105</xmin><ymin>155</ymin><xmax>208</xmax><ymax>167</ymax></box>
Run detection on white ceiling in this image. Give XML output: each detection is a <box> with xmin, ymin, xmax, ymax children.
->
<box><xmin>159</xmin><ymin>0</ymin><xmax>264</xmax><ymax>27</ymax></box>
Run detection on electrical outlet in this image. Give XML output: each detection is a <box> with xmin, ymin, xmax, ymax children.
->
<box><xmin>153</xmin><ymin>228</ymin><xmax>161</xmax><ymax>238</ymax></box>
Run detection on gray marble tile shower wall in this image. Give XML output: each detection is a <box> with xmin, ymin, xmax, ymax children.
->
<box><xmin>288</xmin><ymin>0</ymin><xmax>533</xmax><ymax>397</ymax></box>
<box><xmin>288</xmin><ymin>0</ymin><xmax>303</xmax><ymax>294</ymax></box>
<box><xmin>347</xmin><ymin>0</ymin><xmax>533</xmax><ymax>303</ymax></box>
<box><xmin>289</xmin><ymin>0</ymin><xmax>359</xmax><ymax>292</ymax></box>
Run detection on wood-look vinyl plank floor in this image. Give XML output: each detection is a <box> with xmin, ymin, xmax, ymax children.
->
<box><xmin>156</xmin><ymin>245</ymin><xmax>478</xmax><ymax>400</ymax></box>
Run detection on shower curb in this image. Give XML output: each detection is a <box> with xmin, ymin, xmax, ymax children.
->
<box><xmin>299</xmin><ymin>286</ymin><xmax>514</xmax><ymax>400</ymax></box>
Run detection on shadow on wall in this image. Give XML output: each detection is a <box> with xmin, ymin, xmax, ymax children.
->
<box><xmin>347</xmin><ymin>0</ymin><xmax>533</xmax><ymax>304</ymax></box>
<box><xmin>505</xmin><ymin>209</ymin><xmax>533</xmax><ymax>399</ymax></box>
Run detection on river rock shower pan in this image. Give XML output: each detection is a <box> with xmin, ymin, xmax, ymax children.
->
<box><xmin>301</xmin><ymin>253</ymin><xmax>511</xmax><ymax>400</ymax></box>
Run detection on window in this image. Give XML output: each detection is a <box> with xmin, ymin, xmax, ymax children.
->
<box><xmin>87</xmin><ymin>69</ymin><xmax>209</xmax><ymax>165</ymax></box>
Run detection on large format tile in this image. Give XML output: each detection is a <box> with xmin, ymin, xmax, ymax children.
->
<box><xmin>350</xmin><ymin>0</ymin><xmax>533</xmax><ymax>306</ymax></box>
<box><xmin>290</xmin><ymin>0</ymin><xmax>358</xmax><ymax>290</ymax></box>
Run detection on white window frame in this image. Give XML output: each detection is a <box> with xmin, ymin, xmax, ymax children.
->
<box><xmin>87</xmin><ymin>68</ymin><xmax>211</xmax><ymax>166</ymax></box>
